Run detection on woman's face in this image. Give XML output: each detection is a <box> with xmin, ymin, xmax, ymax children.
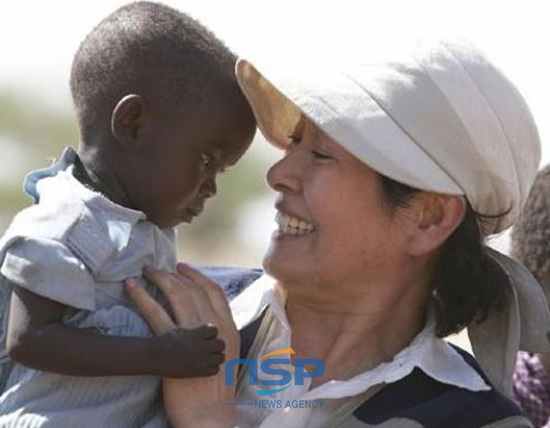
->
<box><xmin>264</xmin><ymin>118</ymin><xmax>413</xmax><ymax>294</ymax></box>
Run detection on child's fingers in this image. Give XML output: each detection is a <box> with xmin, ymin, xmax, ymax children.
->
<box><xmin>125</xmin><ymin>278</ymin><xmax>175</xmax><ymax>335</ymax></box>
<box><xmin>195</xmin><ymin>324</ymin><xmax>218</xmax><ymax>340</ymax></box>
<box><xmin>208</xmin><ymin>352</ymin><xmax>225</xmax><ymax>367</ymax></box>
<box><xmin>207</xmin><ymin>337</ymin><xmax>225</xmax><ymax>353</ymax></box>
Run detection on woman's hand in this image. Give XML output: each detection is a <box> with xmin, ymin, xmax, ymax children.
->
<box><xmin>126</xmin><ymin>263</ymin><xmax>239</xmax><ymax>428</ymax></box>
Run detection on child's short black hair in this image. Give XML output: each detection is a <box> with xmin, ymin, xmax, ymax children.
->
<box><xmin>511</xmin><ymin>164</ymin><xmax>550</xmax><ymax>286</ymax></box>
<box><xmin>70</xmin><ymin>1</ymin><xmax>237</xmax><ymax>142</ymax></box>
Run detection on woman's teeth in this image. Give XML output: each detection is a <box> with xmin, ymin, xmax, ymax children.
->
<box><xmin>276</xmin><ymin>212</ymin><xmax>314</xmax><ymax>235</ymax></box>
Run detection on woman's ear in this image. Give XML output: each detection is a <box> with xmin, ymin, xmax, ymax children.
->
<box><xmin>111</xmin><ymin>94</ymin><xmax>149</xmax><ymax>150</ymax></box>
<box><xmin>407</xmin><ymin>194</ymin><xmax>467</xmax><ymax>257</ymax></box>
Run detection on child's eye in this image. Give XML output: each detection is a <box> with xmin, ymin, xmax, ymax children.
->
<box><xmin>200</xmin><ymin>153</ymin><xmax>213</xmax><ymax>167</ymax></box>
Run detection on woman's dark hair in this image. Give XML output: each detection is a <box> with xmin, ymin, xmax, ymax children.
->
<box><xmin>380</xmin><ymin>175</ymin><xmax>509</xmax><ymax>338</ymax></box>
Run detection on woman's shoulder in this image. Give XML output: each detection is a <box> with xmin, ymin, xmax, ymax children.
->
<box><xmin>351</xmin><ymin>346</ymin><xmax>530</xmax><ymax>428</ymax></box>
<box><xmin>196</xmin><ymin>266</ymin><xmax>263</xmax><ymax>300</ymax></box>
<box><xmin>207</xmin><ymin>267</ymin><xmax>530</xmax><ymax>427</ymax></box>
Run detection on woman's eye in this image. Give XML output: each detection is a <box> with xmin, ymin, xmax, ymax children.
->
<box><xmin>287</xmin><ymin>134</ymin><xmax>302</xmax><ymax>145</ymax></box>
<box><xmin>311</xmin><ymin>150</ymin><xmax>331</xmax><ymax>160</ymax></box>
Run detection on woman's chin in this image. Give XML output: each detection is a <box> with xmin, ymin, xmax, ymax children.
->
<box><xmin>262</xmin><ymin>248</ymin><xmax>281</xmax><ymax>277</ymax></box>
<box><xmin>263</xmin><ymin>248</ymin><xmax>305</xmax><ymax>284</ymax></box>
<box><xmin>263</xmin><ymin>228</ymin><xmax>320</xmax><ymax>280</ymax></box>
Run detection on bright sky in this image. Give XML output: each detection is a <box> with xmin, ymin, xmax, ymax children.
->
<box><xmin>1</xmin><ymin>0</ymin><xmax>549</xmax><ymax>163</ymax></box>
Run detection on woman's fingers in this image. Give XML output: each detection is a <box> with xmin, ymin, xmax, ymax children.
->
<box><xmin>176</xmin><ymin>264</ymin><xmax>240</xmax><ymax>367</ymax></box>
<box><xmin>144</xmin><ymin>267</ymin><xmax>203</xmax><ymax>327</ymax></box>
<box><xmin>124</xmin><ymin>278</ymin><xmax>175</xmax><ymax>335</ymax></box>
<box><xmin>177</xmin><ymin>263</ymin><xmax>233</xmax><ymax>320</ymax></box>
<box><xmin>142</xmin><ymin>266</ymin><xmax>181</xmax><ymax>297</ymax></box>
<box><xmin>171</xmin><ymin>272</ymin><xmax>217</xmax><ymax>325</ymax></box>
<box><xmin>143</xmin><ymin>266</ymin><xmax>216</xmax><ymax>328</ymax></box>
<box><xmin>139</xmin><ymin>265</ymin><xmax>235</xmax><ymax>344</ymax></box>
<box><xmin>145</xmin><ymin>266</ymin><xmax>239</xmax><ymax>426</ymax></box>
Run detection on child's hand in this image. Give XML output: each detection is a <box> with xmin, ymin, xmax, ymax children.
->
<box><xmin>153</xmin><ymin>325</ymin><xmax>225</xmax><ymax>378</ymax></box>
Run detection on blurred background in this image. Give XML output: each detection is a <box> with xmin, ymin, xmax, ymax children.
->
<box><xmin>1</xmin><ymin>0</ymin><xmax>549</xmax><ymax>270</ymax></box>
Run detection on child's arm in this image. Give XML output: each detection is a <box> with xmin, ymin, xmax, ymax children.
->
<box><xmin>6</xmin><ymin>285</ymin><xmax>225</xmax><ymax>377</ymax></box>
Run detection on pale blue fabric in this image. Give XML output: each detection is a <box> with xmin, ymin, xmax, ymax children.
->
<box><xmin>0</xmin><ymin>147</ymin><xmax>175</xmax><ymax>427</ymax></box>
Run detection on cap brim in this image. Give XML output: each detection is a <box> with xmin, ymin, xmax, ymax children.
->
<box><xmin>235</xmin><ymin>58</ymin><xmax>463</xmax><ymax>196</ymax></box>
<box><xmin>235</xmin><ymin>59</ymin><xmax>303</xmax><ymax>151</ymax></box>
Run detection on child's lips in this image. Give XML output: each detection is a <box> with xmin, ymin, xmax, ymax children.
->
<box><xmin>181</xmin><ymin>210</ymin><xmax>193</xmax><ymax>223</ymax></box>
<box><xmin>187</xmin><ymin>205</ymin><xmax>203</xmax><ymax>217</ymax></box>
<box><xmin>180</xmin><ymin>200</ymin><xmax>206</xmax><ymax>223</ymax></box>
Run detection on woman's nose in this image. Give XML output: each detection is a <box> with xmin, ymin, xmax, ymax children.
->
<box><xmin>266</xmin><ymin>151</ymin><xmax>301</xmax><ymax>193</ymax></box>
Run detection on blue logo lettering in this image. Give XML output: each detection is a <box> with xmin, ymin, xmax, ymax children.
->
<box><xmin>225</xmin><ymin>348</ymin><xmax>325</xmax><ymax>397</ymax></box>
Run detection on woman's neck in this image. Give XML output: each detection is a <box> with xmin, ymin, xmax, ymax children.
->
<box><xmin>285</xmin><ymin>279</ymin><xmax>430</xmax><ymax>387</ymax></box>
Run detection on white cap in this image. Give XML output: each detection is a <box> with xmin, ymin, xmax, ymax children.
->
<box><xmin>236</xmin><ymin>39</ymin><xmax>540</xmax><ymax>236</ymax></box>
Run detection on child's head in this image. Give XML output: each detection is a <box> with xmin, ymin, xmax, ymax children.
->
<box><xmin>70</xmin><ymin>1</ymin><xmax>256</xmax><ymax>228</ymax></box>
<box><xmin>511</xmin><ymin>164</ymin><xmax>550</xmax><ymax>302</ymax></box>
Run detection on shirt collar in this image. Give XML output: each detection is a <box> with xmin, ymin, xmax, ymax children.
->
<box><xmin>27</xmin><ymin>146</ymin><xmax>146</xmax><ymax>225</ymax></box>
<box><xmin>65</xmin><ymin>166</ymin><xmax>145</xmax><ymax>225</ymax></box>
<box><xmin>231</xmin><ymin>274</ymin><xmax>491</xmax><ymax>399</ymax></box>
<box><xmin>28</xmin><ymin>147</ymin><xmax>149</xmax><ymax>258</ymax></box>
<box><xmin>231</xmin><ymin>273</ymin><xmax>283</xmax><ymax>330</ymax></box>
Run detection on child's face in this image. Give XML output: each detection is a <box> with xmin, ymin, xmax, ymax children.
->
<box><xmin>129</xmin><ymin>95</ymin><xmax>255</xmax><ymax>229</ymax></box>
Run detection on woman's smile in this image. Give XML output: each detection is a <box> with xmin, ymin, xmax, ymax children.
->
<box><xmin>275</xmin><ymin>211</ymin><xmax>315</xmax><ymax>236</ymax></box>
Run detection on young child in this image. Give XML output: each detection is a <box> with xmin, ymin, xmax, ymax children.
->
<box><xmin>0</xmin><ymin>2</ymin><xmax>255</xmax><ymax>427</ymax></box>
<box><xmin>511</xmin><ymin>164</ymin><xmax>550</xmax><ymax>428</ymax></box>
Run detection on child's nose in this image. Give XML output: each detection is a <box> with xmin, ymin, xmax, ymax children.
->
<box><xmin>201</xmin><ymin>176</ymin><xmax>217</xmax><ymax>198</ymax></box>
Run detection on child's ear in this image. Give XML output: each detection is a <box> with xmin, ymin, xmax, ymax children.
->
<box><xmin>111</xmin><ymin>94</ymin><xmax>149</xmax><ymax>150</ymax></box>
<box><xmin>406</xmin><ymin>194</ymin><xmax>467</xmax><ymax>257</ymax></box>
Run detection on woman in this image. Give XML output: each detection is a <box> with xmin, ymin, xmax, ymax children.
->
<box><xmin>127</xmin><ymin>39</ymin><xmax>550</xmax><ymax>427</ymax></box>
